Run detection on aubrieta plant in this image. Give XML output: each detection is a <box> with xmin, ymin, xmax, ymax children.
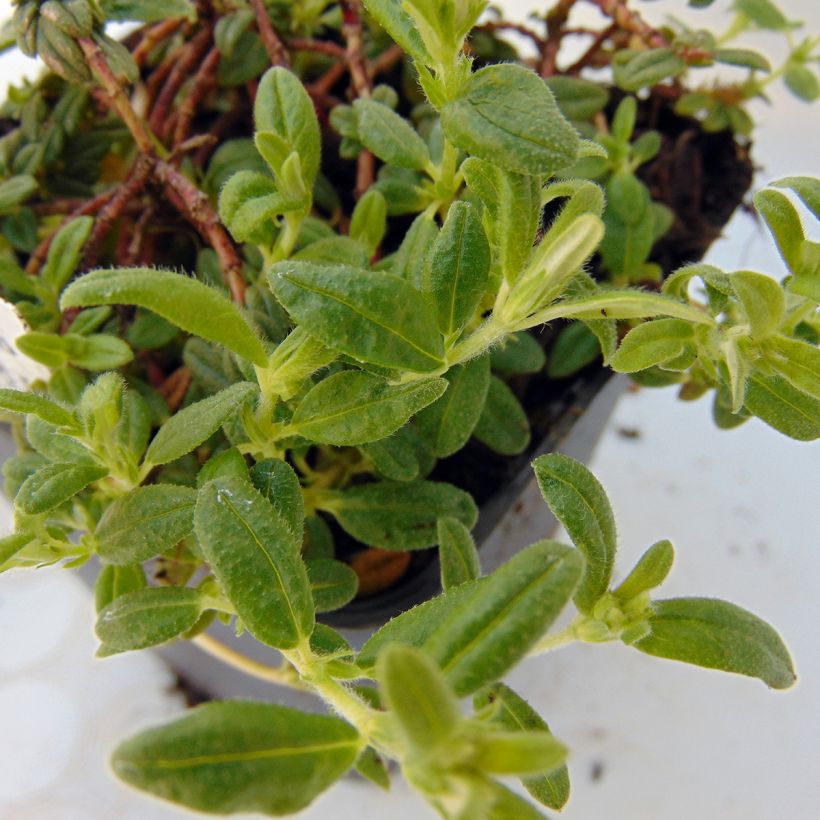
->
<box><xmin>0</xmin><ymin>0</ymin><xmax>818</xmax><ymax>817</ymax></box>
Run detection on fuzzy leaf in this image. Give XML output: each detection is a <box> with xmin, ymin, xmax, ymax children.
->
<box><xmin>491</xmin><ymin>331</ymin><xmax>546</xmax><ymax>375</ymax></box>
<box><xmin>349</xmin><ymin>189</ymin><xmax>387</xmax><ymax>256</ymax></box>
<box><xmin>321</xmin><ymin>480</ymin><xmax>477</xmax><ymax>551</ymax></box>
<box><xmin>473</xmin><ymin>376</ymin><xmax>530</xmax><ymax>455</ymax></box>
<box><xmin>611</xmin><ymin>318</ymin><xmax>695</xmax><ymax>372</ymax></box>
<box><xmin>16</xmin><ymin>461</ymin><xmax>107</xmax><ymax>514</ymax></box>
<box><xmin>111</xmin><ymin>701</ymin><xmax>360</xmax><ymax>815</ymax></box>
<box><xmin>546</xmin><ymin>76</ymin><xmax>609</xmax><ymax>120</ymax></box>
<box><xmin>415</xmin><ymin>355</ymin><xmax>490</xmax><ymax>457</ymax></box>
<box><xmin>437</xmin><ymin>516</ymin><xmax>480</xmax><ymax>590</ymax></box>
<box><xmin>290</xmin><ymin>371</ymin><xmax>446</xmax><ymax>446</ymax></box>
<box><xmin>770</xmin><ymin>176</ymin><xmax>820</xmax><ymax>219</ymax></box>
<box><xmin>634</xmin><ymin>597</ymin><xmax>796</xmax><ymax>689</ymax></box>
<box><xmin>766</xmin><ymin>335</ymin><xmax>820</xmax><ymax>399</ymax></box>
<box><xmin>40</xmin><ymin>216</ymin><xmax>94</xmax><ymax>292</ymax></box>
<box><xmin>61</xmin><ymin>268</ymin><xmax>268</xmax><ymax>366</ymax></box>
<box><xmin>96</xmin><ymin>587</ymin><xmax>202</xmax><ymax>654</ymax></box>
<box><xmin>743</xmin><ymin>372</ymin><xmax>820</xmax><ymax>441</ymax></box>
<box><xmin>533</xmin><ymin>454</ymin><xmax>617</xmax><ymax>613</ymax></box>
<box><xmin>614</xmin><ymin>540</ymin><xmax>675</xmax><ymax>601</ymax></box>
<box><xmin>144</xmin><ymin>382</ymin><xmax>257</xmax><ymax>467</ymax></box>
<box><xmin>360</xmin><ymin>431</ymin><xmax>420</xmax><ymax>482</ymax></box>
<box><xmin>0</xmin><ymin>388</ymin><xmax>77</xmax><ymax>428</ymax></box>
<box><xmin>442</xmin><ymin>64</ymin><xmax>579</xmax><ymax>176</ymax></box>
<box><xmin>100</xmin><ymin>0</ymin><xmax>196</xmax><ymax>23</ymax></box>
<box><xmin>353</xmin><ymin>99</ymin><xmax>431</xmax><ymax>171</ymax></box>
<box><xmin>94</xmin><ymin>564</ymin><xmax>146</xmax><ymax>612</ymax></box>
<box><xmin>307</xmin><ymin>559</ymin><xmax>359</xmax><ymax>613</ymax></box>
<box><xmin>731</xmin><ymin>270</ymin><xmax>785</xmax><ymax>337</ymax></box>
<box><xmin>613</xmin><ymin>48</ymin><xmax>686</xmax><ymax>91</ymax></box>
<box><xmin>195</xmin><ymin>477</ymin><xmax>314</xmax><ymax>648</ymax></box>
<box><xmin>249</xmin><ymin>458</ymin><xmax>304</xmax><ymax>545</ymax></box>
<box><xmin>95</xmin><ymin>485</ymin><xmax>197</xmax><ymax>565</ymax></box>
<box><xmin>269</xmin><ymin>261</ymin><xmax>444</xmax><ymax>372</ymax></box>
<box><xmin>424</xmin><ymin>201</ymin><xmax>490</xmax><ymax>336</ymax></box>
<box><xmin>361</xmin><ymin>0</ymin><xmax>430</xmax><ymax>63</ymax></box>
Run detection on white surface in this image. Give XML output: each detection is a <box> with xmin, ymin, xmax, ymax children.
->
<box><xmin>0</xmin><ymin>1</ymin><xmax>818</xmax><ymax>818</ymax></box>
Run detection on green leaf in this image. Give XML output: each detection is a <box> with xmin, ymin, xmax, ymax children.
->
<box><xmin>40</xmin><ymin>216</ymin><xmax>93</xmax><ymax>293</ymax></box>
<box><xmin>735</xmin><ymin>0</ymin><xmax>790</xmax><ymax>30</ymax></box>
<box><xmin>415</xmin><ymin>355</ymin><xmax>490</xmax><ymax>457</ymax></box>
<box><xmin>96</xmin><ymin>587</ymin><xmax>203</xmax><ymax>654</ymax></box>
<box><xmin>472</xmin><ymin>729</ymin><xmax>567</xmax><ymax>777</ymax></box>
<box><xmin>424</xmin><ymin>201</ymin><xmax>490</xmax><ymax>336</ymax></box>
<box><xmin>634</xmin><ymin>597</ymin><xmax>796</xmax><ymax>689</ymax></box>
<box><xmin>218</xmin><ymin>171</ymin><xmax>303</xmax><ymax>243</ymax></box>
<box><xmin>613</xmin><ymin>540</ymin><xmax>675</xmax><ymax>601</ymax></box>
<box><xmin>353</xmin><ymin>99</ymin><xmax>431</xmax><ymax>171</ymax></box>
<box><xmin>0</xmin><ymin>532</ymin><xmax>35</xmax><ymax>568</ymax></box>
<box><xmin>533</xmin><ymin>454</ymin><xmax>617</xmax><ymax>613</ymax></box>
<box><xmin>95</xmin><ymin>485</ymin><xmax>198</xmax><ymax>565</ymax></box>
<box><xmin>269</xmin><ymin>261</ymin><xmax>445</xmax><ymax>372</ymax></box>
<box><xmin>95</xmin><ymin>563</ymin><xmax>146</xmax><ymax>612</ymax></box>
<box><xmin>254</xmin><ymin>67</ymin><xmax>321</xmax><ymax>186</ymax></box>
<box><xmin>484</xmin><ymin>781</ymin><xmax>549</xmax><ymax>820</ymax></box>
<box><xmin>610</xmin><ymin>318</ymin><xmax>695</xmax><ymax>373</ymax></box>
<box><xmin>321</xmin><ymin>480</ymin><xmax>477</xmax><ymax>551</ymax></box>
<box><xmin>361</xmin><ymin>430</ymin><xmax>420</xmax><ymax>482</ymax></box>
<box><xmin>491</xmin><ymin>331</ymin><xmax>546</xmax><ymax>375</ymax></box>
<box><xmin>16</xmin><ymin>462</ymin><xmax>107</xmax><ymax>514</ymax></box>
<box><xmin>61</xmin><ymin>268</ymin><xmax>268</xmax><ymax>366</ymax></box>
<box><xmin>743</xmin><ymin>372</ymin><xmax>820</xmax><ymax>441</ymax></box>
<box><xmin>784</xmin><ymin>64</ymin><xmax>819</xmax><ymax>102</ymax></box>
<box><xmin>249</xmin><ymin>458</ymin><xmax>305</xmax><ymax>545</ymax></box>
<box><xmin>437</xmin><ymin>516</ymin><xmax>480</xmax><ymax>590</ymax></box>
<box><xmin>198</xmin><ymin>448</ymin><xmax>250</xmax><ymax>488</ymax></box>
<box><xmin>361</xmin><ymin>0</ymin><xmax>431</xmax><ymax>63</ymax></box>
<box><xmin>349</xmin><ymin>189</ymin><xmax>387</xmax><ymax>256</ymax></box>
<box><xmin>377</xmin><ymin>643</ymin><xmax>461</xmax><ymax>753</ymax></box>
<box><xmin>111</xmin><ymin>701</ymin><xmax>361</xmax><ymax>815</ymax></box>
<box><xmin>713</xmin><ymin>48</ymin><xmax>771</xmax><ymax>72</ymax></box>
<box><xmin>766</xmin><ymin>335</ymin><xmax>820</xmax><ymax>399</ymax></box>
<box><xmin>424</xmin><ymin>541</ymin><xmax>583</xmax><ymax>695</ymax></box>
<box><xmin>753</xmin><ymin>189</ymin><xmax>805</xmax><ymax>275</ymax></box>
<box><xmin>613</xmin><ymin>48</ymin><xmax>686</xmax><ymax>92</ymax></box>
<box><xmin>545</xmin><ymin>76</ymin><xmax>609</xmax><ymax>121</ymax></box>
<box><xmin>195</xmin><ymin>476</ymin><xmax>314</xmax><ymax>649</ymax></box>
<box><xmin>547</xmin><ymin>321</ymin><xmax>602</xmax><ymax>378</ymax></box>
<box><xmin>0</xmin><ymin>175</ymin><xmax>38</xmax><ymax>211</ymax></box>
<box><xmin>0</xmin><ymin>388</ymin><xmax>77</xmax><ymax>428</ymax></box>
<box><xmin>390</xmin><ymin>211</ymin><xmax>439</xmax><ymax>288</ymax></box>
<box><xmin>354</xmin><ymin>747</ymin><xmax>391</xmax><ymax>791</ymax></box>
<box><xmin>100</xmin><ymin>0</ymin><xmax>196</xmax><ymax>23</ymax></box>
<box><xmin>16</xmin><ymin>332</ymin><xmax>134</xmax><ymax>371</ymax></box>
<box><xmin>474</xmin><ymin>684</ymin><xmax>570</xmax><ymax>810</ymax></box>
<box><xmin>473</xmin><ymin>376</ymin><xmax>530</xmax><ymax>455</ymax></box>
<box><xmin>307</xmin><ymin>559</ymin><xmax>359</xmax><ymax>613</ymax></box>
<box><xmin>462</xmin><ymin>157</ymin><xmax>541</xmax><ymax>285</ymax></box>
<box><xmin>770</xmin><ymin>176</ymin><xmax>820</xmax><ymax>219</ymax></box>
<box><xmin>144</xmin><ymin>382</ymin><xmax>257</xmax><ymax>467</ymax></box>
<box><xmin>290</xmin><ymin>371</ymin><xmax>447</xmax><ymax>446</ymax></box>
<box><xmin>731</xmin><ymin>270</ymin><xmax>785</xmax><ymax>337</ymax></box>
<box><xmin>441</xmin><ymin>64</ymin><xmax>579</xmax><ymax>176</ymax></box>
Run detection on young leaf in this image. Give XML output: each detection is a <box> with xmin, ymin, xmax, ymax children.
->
<box><xmin>472</xmin><ymin>730</ymin><xmax>567</xmax><ymax>777</ymax></box>
<box><xmin>533</xmin><ymin>454</ymin><xmax>617</xmax><ymax>613</ymax></box>
<box><xmin>269</xmin><ymin>262</ymin><xmax>445</xmax><ymax>372</ymax></box>
<box><xmin>743</xmin><ymin>373</ymin><xmax>820</xmax><ymax>441</ymax></box>
<box><xmin>441</xmin><ymin>64</ymin><xmax>579</xmax><ymax>176</ymax></box>
<box><xmin>634</xmin><ymin>598</ymin><xmax>796</xmax><ymax>689</ymax></box>
<box><xmin>415</xmin><ymin>355</ymin><xmax>491</xmax><ymax>457</ymax></box>
<box><xmin>424</xmin><ymin>201</ymin><xmax>490</xmax><ymax>337</ymax></box>
<box><xmin>613</xmin><ymin>540</ymin><xmax>675</xmax><ymax>601</ymax></box>
<box><xmin>16</xmin><ymin>462</ymin><xmax>107</xmax><ymax>515</ymax></box>
<box><xmin>613</xmin><ymin>48</ymin><xmax>686</xmax><ymax>91</ymax></box>
<box><xmin>95</xmin><ymin>485</ymin><xmax>198</xmax><ymax>565</ymax></box>
<box><xmin>354</xmin><ymin>747</ymin><xmax>391</xmax><ymax>791</ymax></box>
<box><xmin>377</xmin><ymin>643</ymin><xmax>461</xmax><ymax>754</ymax></box>
<box><xmin>753</xmin><ymin>189</ymin><xmax>805</xmax><ymax>275</ymax></box>
<box><xmin>353</xmin><ymin>99</ymin><xmax>431</xmax><ymax>171</ymax></box>
<box><xmin>349</xmin><ymin>189</ymin><xmax>387</xmax><ymax>256</ymax></box>
<box><xmin>96</xmin><ymin>587</ymin><xmax>203</xmax><ymax>654</ymax></box>
<box><xmin>144</xmin><ymin>382</ymin><xmax>257</xmax><ymax>467</ymax></box>
<box><xmin>361</xmin><ymin>0</ymin><xmax>430</xmax><ymax>64</ymax></box>
<box><xmin>289</xmin><ymin>371</ymin><xmax>447</xmax><ymax>446</ymax></box>
<box><xmin>111</xmin><ymin>701</ymin><xmax>361</xmax><ymax>815</ymax></box>
<box><xmin>437</xmin><ymin>516</ymin><xmax>481</xmax><ymax>590</ymax></box>
<box><xmin>61</xmin><ymin>268</ymin><xmax>269</xmax><ymax>366</ymax></box>
<box><xmin>473</xmin><ymin>376</ymin><xmax>530</xmax><ymax>455</ymax></box>
<box><xmin>770</xmin><ymin>176</ymin><xmax>820</xmax><ymax>219</ymax></box>
<box><xmin>307</xmin><ymin>559</ymin><xmax>359</xmax><ymax>613</ymax></box>
<box><xmin>360</xmin><ymin>431</ymin><xmax>420</xmax><ymax>482</ymax></box>
<box><xmin>731</xmin><ymin>270</ymin><xmax>785</xmax><ymax>337</ymax></box>
<box><xmin>195</xmin><ymin>476</ymin><xmax>314</xmax><ymax>649</ymax></box>
<box><xmin>389</xmin><ymin>211</ymin><xmax>439</xmax><ymax>288</ymax></box>
<box><xmin>766</xmin><ymin>335</ymin><xmax>820</xmax><ymax>399</ymax></box>
<box><xmin>320</xmin><ymin>480</ymin><xmax>477</xmax><ymax>551</ymax></box>
<box><xmin>198</xmin><ymin>448</ymin><xmax>250</xmax><ymax>488</ymax></box>
<box><xmin>423</xmin><ymin>541</ymin><xmax>583</xmax><ymax>695</ymax></box>
<box><xmin>610</xmin><ymin>318</ymin><xmax>696</xmax><ymax>373</ymax></box>
<box><xmin>462</xmin><ymin>157</ymin><xmax>541</xmax><ymax>285</ymax></box>
<box><xmin>0</xmin><ymin>388</ymin><xmax>77</xmax><ymax>428</ymax></box>
<box><xmin>254</xmin><ymin>67</ymin><xmax>321</xmax><ymax>186</ymax></box>
<box><xmin>545</xmin><ymin>76</ymin><xmax>609</xmax><ymax>120</ymax></box>
<box><xmin>474</xmin><ymin>683</ymin><xmax>570</xmax><ymax>811</ymax></box>
<box><xmin>0</xmin><ymin>532</ymin><xmax>35</xmax><ymax>568</ymax></box>
<box><xmin>250</xmin><ymin>458</ymin><xmax>304</xmax><ymax>545</ymax></box>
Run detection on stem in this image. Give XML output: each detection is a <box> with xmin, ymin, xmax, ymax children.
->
<box><xmin>251</xmin><ymin>0</ymin><xmax>290</xmax><ymax>67</ymax></box>
<box><xmin>528</xmin><ymin>617</ymin><xmax>582</xmax><ymax>656</ymax></box>
<box><xmin>192</xmin><ymin>634</ymin><xmax>308</xmax><ymax>690</ymax></box>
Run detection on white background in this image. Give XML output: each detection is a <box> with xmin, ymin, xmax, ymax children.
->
<box><xmin>0</xmin><ymin>1</ymin><xmax>818</xmax><ymax>818</ymax></box>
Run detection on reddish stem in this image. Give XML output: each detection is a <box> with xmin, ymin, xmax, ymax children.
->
<box><xmin>251</xmin><ymin>0</ymin><xmax>290</xmax><ymax>67</ymax></box>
